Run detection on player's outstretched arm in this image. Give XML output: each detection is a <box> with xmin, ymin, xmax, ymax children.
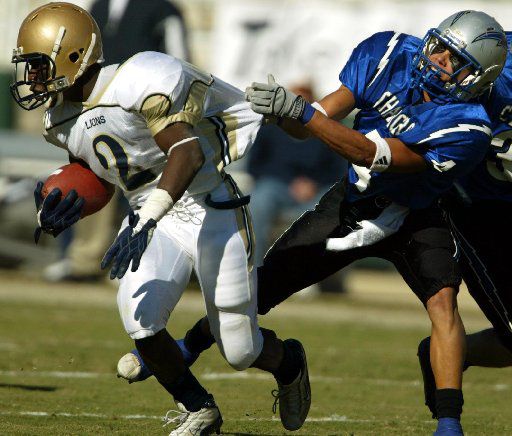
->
<box><xmin>305</xmin><ymin>114</ymin><xmax>426</xmax><ymax>173</ymax></box>
<box><xmin>265</xmin><ymin>85</ymin><xmax>357</xmax><ymax>140</ymax></box>
<box><xmin>247</xmin><ymin>75</ymin><xmax>426</xmax><ymax>173</ymax></box>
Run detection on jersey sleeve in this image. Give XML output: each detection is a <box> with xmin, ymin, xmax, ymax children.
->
<box><xmin>139</xmin><ymin>80</ymin><xmax>213</xmax><ymax>136</ymax></box>
<box><xmin>114</xmin><ymin>52</ymin><xmax>213</xmax><ymax>136</ymax></box>
<box><xmin>339</xmin><ymin>31</ymin><xmax>402</xmax><ymax>108</ymax></box>
<box><xmin>400</xmin><ymin>113</ymin><xmax>492</xmax><ymax>180</ymax></box>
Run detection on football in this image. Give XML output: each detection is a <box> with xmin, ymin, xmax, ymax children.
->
<box><xmin>42</xmin><ymin>162</ymin><xmax>115</xmax><ymax>217</ymax></box>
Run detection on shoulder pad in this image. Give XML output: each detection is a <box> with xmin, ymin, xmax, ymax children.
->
<box><xmin>113</xmin><ymin>52</ymin><xmax>184</xmax><ymax>111</ymax></box>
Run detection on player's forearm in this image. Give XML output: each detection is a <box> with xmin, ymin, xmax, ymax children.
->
<box><xmin>157</xmin><ymin>140</ymin><xmax>205</xmax><ymax>202</ymax></box>
<box><xmin>135</xmin><ymin>141</ymin><xmax>204</xmax><ymax>229</ymax></box>
<box><xmin>276</xmin><ymin>117</ymin><xmax>310</xmax><ymax>140</ymax></box>
<box><xmin>305</xmin><ymin>111</ymin><xmax>376</xmax><ymax>167</ymax></box>
<box><xmin>273</xmin><ymin>87</ymin><xmax>356</xmax><ymax>140</ymax></box>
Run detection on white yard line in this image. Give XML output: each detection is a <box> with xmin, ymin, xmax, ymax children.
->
<box><xmin>0</xmin><ymin>369</ymin><xmax>508</xmax><ymax>391</ymax></box>
<box><xmin>0</xmin><ymin>410</ymin><xmax>392</xmax><ymax>436</ymax></box>
<box><xmin>0</xmin><ymin>370</ymin><xmax>108</xmax><ymax>378</ymax></box>
<box><xmin>0</xmin><ymin>410</ymin><xmax>382</xmax><ymax>424</ymax></box>
<box><xmin>201</xmin><ymin>371</ymin><xmax>422</xmax><ymax>387</ymax></box>
<box><xmin>0</xmin><ymin>369</ymin><xmax>419</xmax><ymax>385</ymax></box>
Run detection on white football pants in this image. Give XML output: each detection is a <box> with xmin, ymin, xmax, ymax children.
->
<box><xmin>117</xmin><ymin>182</ymin><xmax>263</xmax><ymax>370</ymax></box>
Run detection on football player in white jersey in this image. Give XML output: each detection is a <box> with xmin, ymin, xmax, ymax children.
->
<box><xmin>11</xmin><ymin>3</ymin><xmax>310</xmax><ymax>434</ymax></box>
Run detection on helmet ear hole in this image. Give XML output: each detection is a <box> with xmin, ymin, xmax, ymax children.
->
<box><xmin>69</xmin><ymin>52</ymin><xmax>80</xmax><ymax>63</ymax></box>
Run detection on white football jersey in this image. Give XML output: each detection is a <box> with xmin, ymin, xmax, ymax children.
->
<box><xmin>43</xmin><ymin>51</ymin><xmax>262</xmax><ymax>207</ymax></box>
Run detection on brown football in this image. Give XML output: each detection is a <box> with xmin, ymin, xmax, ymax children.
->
<box><xmin>42</xmin><ymin>162</ymin><xmax>114</xmax><ymax>217</ymax></box>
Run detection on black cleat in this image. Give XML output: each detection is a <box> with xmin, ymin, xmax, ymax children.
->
<box><xmin>272</xmin><ymin>339</ymin><xmax>311</xmax><ymax>430</ymax></box>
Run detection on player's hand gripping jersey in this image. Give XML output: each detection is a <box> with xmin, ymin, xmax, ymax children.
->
<box><xmin>43</xmin><ymin>52</ymin><xmax>262</xmax><ymax>208</ymax></box>
<box><xmin>460</xmin><ymin>32</ymin><xmax>512</xmax><ymax>202</ymax></box>
<box><xmin>340</xmin><ymin>31</ymin><xmax>492</xmax><ymax>209</ymax></box>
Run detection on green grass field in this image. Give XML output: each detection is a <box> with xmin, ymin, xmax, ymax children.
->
<box><xmin>0</xmin><ymin>271</ymin><xmax>511</xmax><ymax>435</ymax></box>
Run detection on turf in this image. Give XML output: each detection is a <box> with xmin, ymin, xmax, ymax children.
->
<box><xmin>0</xmin><ymin>272</ymin><xmax>511</xmax><ymax>435</ymax></box>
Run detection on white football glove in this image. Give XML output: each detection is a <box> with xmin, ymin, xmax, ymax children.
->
<box><xmin>117</xmin><ymin>352</ymin><xmax>143</xmax><ymax>383</ymax></box>
<box><xmin>245</xmin><ymin>74</ymin><xmax>307</xmax><ymax>120</ymax></box>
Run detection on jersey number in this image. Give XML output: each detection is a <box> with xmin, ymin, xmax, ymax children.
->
<box><xmin>487</xmin><ymin>130</ymin><xmax>512</xmax><ymax>183</ymax></box>
<box><xmin>93</xmin><ymin>134</ymin><xmax>157</xmax><ymax>191</ymax></box>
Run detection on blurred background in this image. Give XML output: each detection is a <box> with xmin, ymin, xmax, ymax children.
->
<box><xmin>1</xmin><ymin>0</ymin><xmax>512</xmax><ymax>284</ymax></box>
<box><xmin>2</xmin><ymin>2</ymin><xmax>512</xmax><ymax>434</ymax></box>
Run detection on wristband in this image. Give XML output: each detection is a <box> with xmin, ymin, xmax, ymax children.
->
<box><xmin>134</xmin><ymin>188</ymin><xmax>174</xmax><ymax>232</ymax></box>
<box><xmin>367</xmin><ymin>130</ymin><xmax>392</xmax><ymax>172</ymax></box>
<box><xmin>299</xmin><ymin>101</ymin><xmax>316</xmax><ymax>124</ymax></box>
<box><xmin>311</xmin><ymin>101</ymin><xmax>328</xmax><ymax>116</ymax></box>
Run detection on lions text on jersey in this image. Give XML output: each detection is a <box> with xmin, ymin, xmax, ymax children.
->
<box><xmin>43</xmin><ymin>51</ymin><xmax>262</xmax><ymax>209</ymax></box>
<box><xmin>340</xmin><ymin>32</ymin><xmax>492</xmax><ymax>209</ymax></box>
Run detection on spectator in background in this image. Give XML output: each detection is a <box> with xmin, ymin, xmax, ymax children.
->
<box><xmin>247</xmin><ymin>82</ymin><xmax>347</xmax><ymax>275</ymax></box>
<box><xmin>45</xmin><ymin>0</ymin><xmax>190</xmax><ymax>282</ymax></box>
<box><xmin>90</xmin><ymin>0</ymin><xmax>190</xmax><ymax>64</ymax></box>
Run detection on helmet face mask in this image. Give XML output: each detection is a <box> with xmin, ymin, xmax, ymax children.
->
<box><xmin>10</xmin><ymin>2</ymin><xmax>103</xmax><ymax>110</ymax></box>
<box><xmin>411</xmin><ymin>10</ymin><xmax>507</xmax><ymax>102</ymax></box>
<box><xmin>427</xmin><ymin>36</ymin><xmax>470</xmax><ymax>75</ymax></box>
<box><xmin>411</xmin><ymin>29</ymin><xmax>482</xmax><ymax>102</ymax></box>
<box><xmin>10</xmin><ymin>51</ymin><xmax>60</xmax><ymax>110</ymax></box>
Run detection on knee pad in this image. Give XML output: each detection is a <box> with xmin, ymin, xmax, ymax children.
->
<box><xmin>216</xmin><ymin>311</ymin><xmax>263</xmax><ymax>371</ymax></box>
<box><xmin>209</xmin><ymin>272</ymin><xmax>262</xmax><ymax>370</ymax></box>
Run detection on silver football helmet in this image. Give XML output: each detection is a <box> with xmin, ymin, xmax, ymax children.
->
<box><xmin>411</xmin><ymin>10</ymin><xmax>508</xmax><ymax>101</ymax></box>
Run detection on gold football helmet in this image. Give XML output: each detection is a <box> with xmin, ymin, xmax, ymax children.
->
<box><xmin>11</xmin><ymin>2</ymin><xmax>104</xmax><ymax>110</ymax></box>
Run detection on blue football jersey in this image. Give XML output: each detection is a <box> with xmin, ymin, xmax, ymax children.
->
<box><xmin>339</xmin><ymin>31</ymin><xmax>492</xmax><ymax>209</ymax></box>
<box><xmin>460</xmin><ymin>32</ymin><xmax>512</xmax><ymax>202</ymax></box>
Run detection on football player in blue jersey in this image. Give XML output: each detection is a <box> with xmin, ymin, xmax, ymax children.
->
<box><xmin>417</xmin><ymin>31</ymin><xmax>512</xmax><ymax>421</ymax></box>
<box><xmin>117</xmin><ymin>11</ymin><xmax>507</xmax><ymax>435</ymax></box>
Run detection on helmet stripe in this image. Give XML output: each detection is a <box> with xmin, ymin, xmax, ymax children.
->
<box><xmin>472</xmin><ymin>31</ymin><xmax>507</xmax><ymax>46</ymax></box>
<box><xmin>450</xmin><ymin>11</ymin><xmax>471</xmax><ymax>26</ymax></box>
<box><xmin>51</xmin><ymin>26</ymin><xmax>66</xmax><ymax>61</ymax></box>
<box><xmin>75</xmin><ymin>33</ymin><xmax>97</xmax><ymax>81</ymax></box>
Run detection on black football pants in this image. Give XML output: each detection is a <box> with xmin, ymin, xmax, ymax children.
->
<box><xmin>257</xmin><ymin>181</ymin><xmax>461</xmax><ymax>314</ymax></box>
<box><xmin>447</xmin><ymin>200</ymin><xmax>512</xmax><ymax>352</ymax></box>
